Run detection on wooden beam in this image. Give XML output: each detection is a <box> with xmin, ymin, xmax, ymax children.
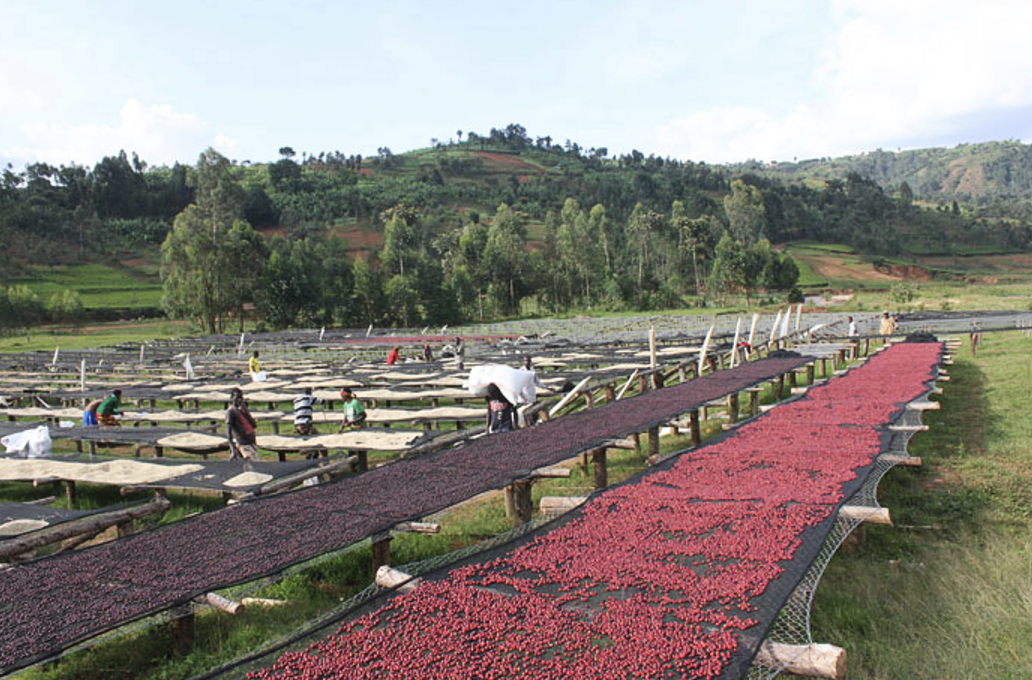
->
<box><xmin>539</xmin><ymin>495</ymin><xmax>589</xmax><ymax>514</ymax></box>
<box><xmin>394</xmin><ymin>521</ymin><xmax>440</xmax><ymax>534</ymax></box>
<box><xmin>375</xmin><ymin>565</ymin><xmax>420</xmax><ymax>594</ymax></box>
<box><xmin>0</xmin><ymin>495</ymin><xmax>170</xmax><ymax>561</ymax></box>
<box><xmin>839</xmin><ymin>505</ymin><xmax>892</xmax><ymax>525</ymax></box>
<box><xmin>881</xmin><ymin>454</ymin><xmax>922</xmax><ymax>467</ymax></box>
<box><xmin>755</xmin><ymin>641</ymin><xmax>847</xmax><ymax>679</ymax></box>
<box><xmin>195</xmin><ymin>592</ymin><xmax>243</xmax><ymax>615</ymax></box>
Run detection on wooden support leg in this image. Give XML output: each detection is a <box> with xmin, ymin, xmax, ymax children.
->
<box><xmin>789</xmin><ymin>371</ymin><xmax>798</xmax><ymax>388</ymax></box>
<box><xmin>503</xmin><ymin>484</ymin><xmax>515</xmax><ymax>518</ymax></box>
<box><xmin>647</xmin><ymin>426</ymin><xmax>659</xmax><ymax>459</ymax></box>
<box><xmin>512</xmin><ymin>480</ymin><xmax>534</xmax><ymax>525</ymax></box>
<box><xmin>64</xmin><ymin>480</ymin><xmax>75</xmax><ymax>509</ymax></box>
<box><xmin>689</xmin><ymin>410</ymin><xmax>701</xmax><ymax>447</ymax></box>
<box><xmin>604</xmin><ymin>384</ymin><xmax>616</xmax><ymax>403</ymax></box>
<box><xmin>591</xmin><ymin>448</ymin><xmax>608</xmax><ymax>490</ymax></box>
<box><xmin>638</xmin><ymin>375</ymin><xmax>649</xmax><ymax>394</ymax></box>
<box><xmin>371</xmin><ymin>532</ymin><xmax>392</xmax><ymax>572</ymax></box>
<box><xmin>169</xmin><ymin>604</ymin><xmax>195</xmax><ymax>656</ymax></box>
<box><xmin>727</xmin><ymin>393</ymin><xmax>739</xmax><ymax>425</ymax></box>
<box><xmin>353</xmin><ymin>450</ymin><xmax>368</xmax><ymax>472</ymax></box>
<box><xmin>775</xmin><ymin>375</ymin><xmax>785</xmax><ymax>400</ymax></box>
<box><xmin>806</xmin><ymin>365</ymin><xmax>815</xmax><ymax>384</ymax></box>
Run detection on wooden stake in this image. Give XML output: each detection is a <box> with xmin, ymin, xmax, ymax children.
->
<box><xmin>839</xmin><ymin>505</ymin><xmax>892</xmax><ymax>525</ymax></box>
<box><xmin>371</xmin><ymin>532</ymin><xmax>392</xmax><ymax>571</ymax></box>
<box><xmin>539</xmin><ymin>496</ymin><xmax>589</xmax><ymax>513</ymax></box>
<box><xmin>689</xmin><ymin>410</ymin><xmax>701</xmax><ymax>446</ymax></box>
<box><xmin>591</xmin><ymin>448</ymin><xmax>607</xmax><ymax>489</ymax></box>
<box><xmin>375</xmin><ymin>565</ymin><xmax>421</xmax><ymax>594</ymax></box>
<box><xmin>755</xmin><ymin>641</ymin><xmax>846</xmax><ymax>679</ymax></box>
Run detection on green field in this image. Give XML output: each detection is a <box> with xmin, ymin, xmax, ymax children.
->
<box><xmin>811</xmin><ymin>331</ymin><xmax>1032</xmax><ymax>678</ymax></box>
<box><xmin>6</xmin><ymin>263</ymin><xmax>162</xmax><ymax>311</ymax></box>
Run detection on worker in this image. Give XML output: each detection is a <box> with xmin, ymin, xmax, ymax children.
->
<box><xmin>485</xmin><ymin>383</ymin><xmax>516</xmax><ymax>434</ymax></box>
<box><xmin>226</xmin><ymin>387</ymin><xmax>259</xmax><ymax>460</ymax></box>
<box><xmin>386</xmin><ymin>346</ymin><xmax>401</xmax><ymax>366</ymax></box>
<box><xmin>249</xmin><ymin>350</ymin><xmax>267</xmax><ymax>382</ymax></box>
<box><xmin>293</xmin><ymin>386</ymin><xmax>322</xmax><ymax>436</ymax></box>
<box><xmin>879</xmin><ymin>312</ymin><xmax>897</xmax><ymax>337</ymax></box>
<box><xmin>455</xmin><ymin>337</ymin><xmax>465</xmax><ymax>370</ymax></box>
<box><xmin>82</xmin><ymin>398</ymin><xmax>104</xmax><ymax>427</ymax></box>
<box><xmin>423</xmin><ymin>343</ymin><xmax>433</xmax><ymax>362</ymax></box>
<box><xmin>96</xmin><ymin>389</ymin><xmax>123</xmax><ymax>427</ymax></box>
<box><xmin>337</xmin><ymin>387</ymin><xmax>367</xmax><ymax>431</ymax></box>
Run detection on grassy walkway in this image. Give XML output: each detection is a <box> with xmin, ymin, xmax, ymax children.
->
<box><xmin>811</xmin><ymin>331</ymin><xmax>1032</xmax><ymax>679</ymax></box>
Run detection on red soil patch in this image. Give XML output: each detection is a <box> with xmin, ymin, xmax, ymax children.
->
<box><xmin>330</xmin><ymin>223</ymin><xmax>383</xmax><ymax>251</ymax></box>
<box><xmin>356</xmin><ymin>168</ymin><xmax>374</xmax><ymax>177</ymax></box>
<box><xmin>804</xmin><ymin>254</ymin><xmax>903</xmax><ymax>282</ymax></box>
<box><xmin>119</xmin><ymin>257</ymin><xmax>150</xmax><ymax>269</ymax></box>
<box><xmin>474</xmin><ymin>151</ymin><xmax>542</xmax><ymax>174</ymax></box>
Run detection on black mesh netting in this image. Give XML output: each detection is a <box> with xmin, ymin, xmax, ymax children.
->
<box><xmin>0</xmin><ymin>356</ymin><xmax>810</xmax><ymax>675</ymax></box>
<box><xmin>192</xmin><ymin>344</ymin><xmax>943</xmax><ymax>680</ymax></box>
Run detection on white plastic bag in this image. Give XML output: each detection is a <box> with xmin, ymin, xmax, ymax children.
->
<box><xmin>250</xmin><ymin>370</ymin><xmax>268</xmax><ymax>382</ymax></box>
<box><xmin>1</xmin><ymin>425</ymin><xmax>53</xmax><ymax>458</ymax></box>
<box><xmin>464</xmin><ymin>365</ymin><xmax>538</xmax><ymax>405</ymax></box>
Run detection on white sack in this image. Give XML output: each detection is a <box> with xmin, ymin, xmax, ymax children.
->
<box><xmin>464</xmin><ymin>364</ymin><xmax>538</xmax><ymax>405</ymax></box>
<box><xmin>1</xmin><ymin>425</ymin><xmax>53</xmax><ymax>458</ymax></box>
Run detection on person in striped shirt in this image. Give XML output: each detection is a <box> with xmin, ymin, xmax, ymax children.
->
<box><xmin>293</xmin><ymin>387</ymin><xmax>322</xmax><ymax>436</ymax></box>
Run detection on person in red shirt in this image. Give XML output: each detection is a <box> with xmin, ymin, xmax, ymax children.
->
<box><xmin>387</xmin><ymin>346</ymin><xmax>401</xmax><ymax>365</ymax></box>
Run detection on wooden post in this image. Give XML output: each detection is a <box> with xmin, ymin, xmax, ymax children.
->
<box><xmin>503</xmin><ymin>484</ymin><xmax>515</xmax><ymax>518</ymax></box>
<box><xmin>727</xmin><ymin>393</ymin><xmax>739</xmax><ymax>425</ymax></box>
<box><xmin>169</xmin><ymin>604</ymin><xmax>194</xmax><ymax>656</ymax></box>
<box><xmin>689</xmin><ymin>410</ymin><xmax>701</xmax><ymax>446</ymax></box>
<box><xmin>353</xmin><ymin>450</ymin><xmax>368</xmax><ymax>472</ymax></box>
<box><xmin>789</xmin><ymin>370</ymin><xmax>798</xmax><ymax>388</ymax></box>
<box><xmin>371</xmin><ymin>532</ymin><xmax>392</xmax><ymax>572</ymax></box>
<box><xmin>647</xmin><ymin>425</ymin><xmax>659</xmax><ymax>459</ymax></box>
<box><xmin>748</xmin><ymin>388</ymin><xmax>761</xmax><ymax>418</ymax></box>
<box><xmin>806</xmin><ymin>364</ymin><xmax>815</xmax><ymax>384</ymax></box>
<box><xmin>64</xmin><ymin>480</ymin><xmax>75</xmax><ymax>508</ymax></box>
<box><xmin>512</xmin><ymin>480</ymin><xmax>534</xmax><ymax>525</ymax></box>
<box><xmin>755</xmin><ymin>641</ymin><xmax>846</xmax><ymax>679</ymax></box>
<box><xmin>775</xmin><ymin>374</ymin><xmax>785</xmax><ymax>400</ymax></box>
<box><xmin>604</xmin><ymin>383</ymin><xmax>616</xmax><ymax>403</ymax></box>
<box><xmin>591</xmin><ymin>448</ymin><xmax>608</xmax><ymax>489</ymax></box>
<box><xmin>637</xmin><ymin>374</ymin><xmax>649</xmax><ymax>394</ymax></box>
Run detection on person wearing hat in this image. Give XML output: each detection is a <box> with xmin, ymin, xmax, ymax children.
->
<box><xmin>337</xmin><ymin>387</ymin><xmax>367</xmax><ymax>432</ymax></box>
<box><xmin>226</xmin><ymin>387</ymin><xmax>259</xmax><ymax>460</ymax></box>
<box><xmin>879</xmin><ymin>311</ymin><xmax>897</xmax><ymax>338</ymax></box>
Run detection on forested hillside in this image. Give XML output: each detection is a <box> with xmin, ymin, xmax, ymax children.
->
<box><xmin>733</xmin><ymin>140</ymin><xmax>1032</xmax><ymax>221</ymax></box>
<box><xmin>2</xmin><ymin>125</ymin><xmax>1030</xmax><ymax>332</ymax></box>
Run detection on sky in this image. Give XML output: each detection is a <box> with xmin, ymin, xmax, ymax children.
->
<box><xmin>3</xmin><ymin>0</ymin><xmax>1032</xmax><ymax>170</ymax></box>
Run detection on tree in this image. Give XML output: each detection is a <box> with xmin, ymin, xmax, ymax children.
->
<box><xmin>160</xmin><ymin>149</ymin><xmax>246</xmax><ymax>333</ymax></box>
<box><xmin>724</xmin><ymin>179</ymin><xmax>766</xmax><ymax>245</ymax></box>
<box><xmin>626</xmin><ymin>203</ymin><xmax>664</xmax><ymax>303</ymax></box>
<box><xmin>707</xmin><ymin>232</ymin><xmax>747</xmax><ymax>300</ymax></box>
<box><xmin>482</xmin><ymin>203</ymin><xmax>528</xmax><ymax>315</ymax></box>
<box><xmin>352</xmin><ymin>254</ymin><xmax>384</xmax><ymax>325</ymax></box>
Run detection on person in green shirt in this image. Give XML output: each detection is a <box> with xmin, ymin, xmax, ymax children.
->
<box><xmin>337</xmin><ymin>387</ymin><xmax>366</xmax><ymax>432</ymax></box>
<box><xmin>96</xmin><ymin>390</ymin><xmax>123</xmax><ymax>427</ymax></box>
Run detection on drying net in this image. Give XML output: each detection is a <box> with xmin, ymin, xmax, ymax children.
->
<box><xmin>0</xmin><ymin>356</ymin><xmax>809</xmax><ymax>675</ymax></box>
<box><xmin>195</xmin><ymin>343</ymin><xmax>943</xmax><ymax>680</ymax></box>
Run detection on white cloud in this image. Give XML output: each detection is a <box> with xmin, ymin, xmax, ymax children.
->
<box><xmin>653</xmin><ymin>0</ymin><xmax>1032</xmax><ymax>162</ymax></box>
<box><xmin>2</xmin><ymin>98</ymin><xmax>233</xmax><ymax>168</ymax></box>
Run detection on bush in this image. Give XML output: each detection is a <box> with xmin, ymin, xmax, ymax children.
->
<box><xmin>787</xmin><ymin>286</ymin><xmax>804</xmax><ymax>303</ymax></box>
<box><xmin>890</xmin><ymin>282</ymin><xmax>917</xmax><ymax>304</ymax></box>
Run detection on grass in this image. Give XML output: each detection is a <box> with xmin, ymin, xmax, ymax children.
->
<box><xmin>809</xmin><ymin>330</ymin><xmax>1032</xmax><ymax>679</ymax></box>
<box><xmin>6</xmin><ymin>263</ymin><xmax>162</xmax><ymax>311</ymax></box>
<box><xmin>0</xmin><ymin>319</ymin><xmax>196</xmax><ymax>353</ymax></box>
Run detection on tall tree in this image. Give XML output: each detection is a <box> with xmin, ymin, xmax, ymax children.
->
<box><xmin>160</xmin><ymin>149</ymin><xmax>246</xmax><ymax>333</ymax></box>
<box><xmin>724</xmin><ymin>179</ymin><xmax>767</xmax><ymax>245</ymax></box>
<box><xmin>483</xmin><ymin>203</ymin><xmax>528</xmax><ymax>316</ymax></box>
